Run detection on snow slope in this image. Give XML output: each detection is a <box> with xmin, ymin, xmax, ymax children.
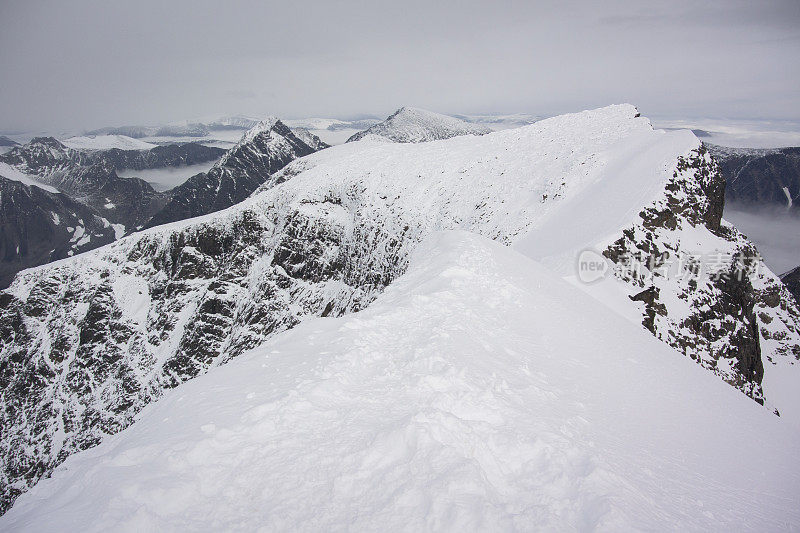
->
<box><xmin>3</xmin><ymin>232</ymin><xmax>798</xmax><ymax>531</ymax></box>
<box><xmin>0</xmin><ymin>162</ymin><xmax>60</xmax><ymax>193</ymax></box>
<box><xmin>2</xmin><ymin>104</ymin><xmax>798</xmax><ymax>517</ymax></box>
<box><xmin>346</xmin><ymin>107</ymin><xmax>492</xmax><ymax>143</ymax></box>
<box><xmin>61</xmin><ymin>135</ymin><xmax>157</xmax><ymax>151</ymax></box>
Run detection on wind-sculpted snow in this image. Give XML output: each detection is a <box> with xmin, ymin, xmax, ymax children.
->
<box><xmin>346</xmin><ymin>106</ymin><xmax>491</xmax><ymax>143</ymax></box>
<box><xmin>1</xmin><ymin>104</ymin><xmax>798</xmax><ymax>514</ymax></box>
<box><xmin>2</xmin><ymin>232</ymin><xmax>799</xmax><ymax>531</ymax></box>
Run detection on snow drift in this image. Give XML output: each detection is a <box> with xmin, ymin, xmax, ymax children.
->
<box><xmin>2</xmin><ymin>232</ymin><xmax>798</xmax><ymax>531</ymax></box>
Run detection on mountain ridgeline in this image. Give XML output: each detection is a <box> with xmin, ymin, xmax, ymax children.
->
<box><xmin>709</xmin><ymin>144</ymin><xmax>800</xmax><ymax>210</ymax></box>
<box><xmin>346</xmin><ymin>107</ymin><xmax>491</xmax><ymax>143</ymax></box>
<box><xmin>0</xmin><ymin>105</ymin><xmax>797</xmax><ymax>515</ymax></box>
<box><xmin>144</xmin><ymin>119</ymin><xmax>326</xmax><ymax>227</ymax></box>
<box><xmin>0</xmin><ymin>121</ymin><xmax>327</xmax><ymax>287</ymax></box>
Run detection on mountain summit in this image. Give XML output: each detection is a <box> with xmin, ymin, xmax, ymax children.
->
<box><xmin>346</xmin><ymin>107</ymin><xmax>492</xmax><ymax>143</ymax></box>
<box><xmin>144</xmin><ymin>119</ymin><xmax>326</xmax><ymax>227</ymax></box>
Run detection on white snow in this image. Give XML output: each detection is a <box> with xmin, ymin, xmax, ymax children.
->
<box><xmin>3</xmin><ymin>232</ymin><xmax>798</xmax><ymax>531</ymax></box>
<box><xmin>0</xmin><ymin>162</ymin><xmax>60</xmax><ymax>193</ymax></box>
<box><xmin>515</xmin><ymin>128</ymin><xmax>699</xmax><ymax>274</ymax></box>
<box><xmin>4</xmin><ymin>104</ymin><xmax>799</xmax><ymax>529</ymax></box>
<box><xmin>347</xmin><ymin>107</ymin><xmax>492</xmax><ymax>143</ymax></box>
<box><xmin>61</xmin><ymin>135</ymin><xmax>157</xmax><ymax>151</ymax></box>
<box><xmin>111</xmin><ymin>223</ymin><xmax>126</xmax><ymax>239</ymax></box>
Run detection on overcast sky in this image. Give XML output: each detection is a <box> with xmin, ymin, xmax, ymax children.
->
<box><xmin>1</xmin><ymin>0</ymin><xmax>798</xmax><ymax>132</ymax></box>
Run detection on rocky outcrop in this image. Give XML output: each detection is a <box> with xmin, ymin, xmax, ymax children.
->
<box><xmin>782</xmin><ymin>266</ymin><xmax>800</xmax><ymax>305</ymax></box>
<box><xmin>0</xmin><ymin>176</ymin><xmax>117</xmax><ymax>288</ymax></box>
<box><xmin>603</xmin><ymin>145</ymin><xmax>799</xmax><ymax>405</ymax></box>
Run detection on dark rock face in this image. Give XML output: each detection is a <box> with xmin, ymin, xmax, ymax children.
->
<box><xmin>0</xmin><ymin>139</ymin><xmax>225</xmax><ymax>282</ymax></box>
<box><xmin>1</xmin><ymin>138</ymin><xmax>167</xmax><ymax>218</ymax></box>
<box><xmin>0</xmin><ymin>137</ymin><xmax>19</xmax><ymax>147</ymax></box>
<box><xmin>603</xmin><ymin>145</ymin><xmax>800</xmax><ymax>404</ymax></box>
<box><xmin>0</xmin><ymin>125</ymin><xmax>322</xmax><ymax>285</ymax></box>
<box><xmin>708</xmin><ymin>144</ymin><xmax>800</xmax><ymax>210</ymax></box>
<box><xmin>1</xmin><ymin>142</ymin><xmax>170</xmax><ymax>230</ymax></box>
<box><xmin>289</xmin><ymin>128</ymin><xmax>329</xmax><ymax>152</ymax></box>
<box><xmin>0</xmin><ymin>177</ymin><xmax>117</xmax><ymax>288</ymax></box>
<box><xmin>145</xmin><ymin>120</ymin><xmax>320</xmax><ymax>228</ymax></box>
<box><xmin>98</xmin><ymin>143</ymin><xmax>225</xmax><ymax>171</ymax></box>
<box><xmin>782</xmin><ymin>266</ymin><xmax>800</xmax><ymax>305</ymax></box>
<box><xmin>0</xmin><ymin>193</ymin><xmax>381</xmax><ymax>513</ymax></box>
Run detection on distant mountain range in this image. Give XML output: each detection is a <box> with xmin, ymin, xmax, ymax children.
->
<box><xmin>145</xmin><ymin>119</ymin><xmax>326</xmax><ymax>227</ymax></box>
<box><xmin>708</xmin><ymin>144</ymin><xmax>800</xmax><ymax>210</ymax></box>
<box><xmin>0</xmin><ymin>123</ymin><xmax>325</xmax><ymax>286</ymax></box>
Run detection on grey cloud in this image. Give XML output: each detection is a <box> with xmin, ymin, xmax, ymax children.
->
<box><xmin>0</xmin><ymin>0</ymin><xmax>798</xmax><ymax>132</ymax></box>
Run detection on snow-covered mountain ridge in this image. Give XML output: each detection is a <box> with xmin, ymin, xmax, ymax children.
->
<box><xmin>2</xmin><ymin>231</ymin><xmax>798</xmax><ymax>530</ymax></box>
<box><xmin>144</xmin><ymin>119</ymin><xmax>326</xmax><ymax>227</ymax></box>
<box><xmin>0</xmin><ymin>104</ymin><xmax>797</xmax><ymax>515</ymax></box>
<box><xmin>346</xmin><ymin>107</ymin><xmax>491</xmax><ymax>143</ymax></box>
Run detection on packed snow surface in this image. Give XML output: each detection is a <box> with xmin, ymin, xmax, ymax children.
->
<box><xmin>61</xmin><ymin>135</ymin><xmax>157</xmax><ymax>151</ymax></box>
<box><xmin>3</xmin><ymin>232</ymin><xmax>798</xmax><ymax>531</ymax></box>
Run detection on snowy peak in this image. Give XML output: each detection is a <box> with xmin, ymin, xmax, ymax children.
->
<box><xmin>61</xmin><ymin>134</ymin><xmax>157</xmax><ymax>151</ymax></box>
<box><xmin>346</xmin><ymin>106</ymin><xmax>492</xmax><ymax>143</ymax></box>
<box><xmin>214</xmin><ymin>117</ymin><xmax>281</xmax><ymax>168</ymax></box>
<box><xmin>0</xmin><ymin>137</ymin><xmax>90</xmax><ymax>176</ymax></box>
<box><xmin>144</xmin><ymin>117</ymin><xmax>324</xmax><ymax>227</ymax></box>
